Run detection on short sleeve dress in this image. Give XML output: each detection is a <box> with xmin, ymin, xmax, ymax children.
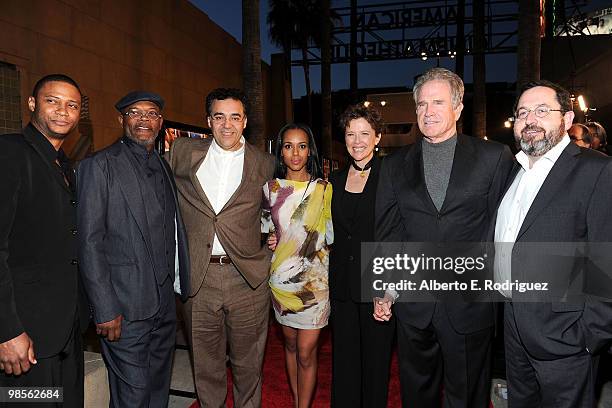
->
<box><xmin>262</xmin><ymin>178</ymin><xmax>333</xmax><ymax>329</ymax></box>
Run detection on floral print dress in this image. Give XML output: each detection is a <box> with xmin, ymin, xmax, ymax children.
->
<box><xmin>262</xmin><ymin>178</ymin><xmax>333</xmax><ymax>329</ymax></box>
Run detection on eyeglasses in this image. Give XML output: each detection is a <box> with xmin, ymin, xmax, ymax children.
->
<box><xmin>210</xmin><ymin>114</ymin><xmax>244</xmax><ymax>124</ymax></box>
<box><xmin>124</xmin><ymin>110</ymin><xmax>162</xmax><ymax>120</ymax></box>
<box><xmin>514</xmin><ymin>106</ymin><xmax>564</xmax><ymax>120</ymax></box>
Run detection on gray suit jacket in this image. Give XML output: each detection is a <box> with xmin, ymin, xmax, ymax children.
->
<box><xmin>169</xmin><ymin>137</ymin><xmax>275</xmax><ymax>294</ymax></box>
<box><xmin>501</xmin><ymin>143</ymin><xmax>612</xmax><ymax>359</ymax></box>
<box><xmin>77</xmin><ymin>140</ymin><xmax>190</xmax><ymax>324</ymax></box>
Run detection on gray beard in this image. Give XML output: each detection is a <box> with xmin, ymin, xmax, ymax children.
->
<box><xmin>517</xmin><ymin>120</ymin><xmax>565</xmax><ymax>157</ymax></box>
<box><xmin>125</xmin><ymin>133</ymin><xmax>156</xmax><ymax>147</ymax></box>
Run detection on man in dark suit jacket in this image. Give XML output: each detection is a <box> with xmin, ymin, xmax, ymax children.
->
<box><xmin>77</xmin><ymin>91</ymin><xmax>189</xmax><ymax>407</ymax></box>
<box><xmin>494</xmin><ymin>80</ymin><xmax>612</xmax><ymax>407</ymax></box>
<box><xmin>374</xmin><ymin>68</ymin><xmax>514</xmax><ymax>407</ymax></box>
<box><xmin>0</xmin><ymin>74</ymin><xmax>84</xmax><ymax>406</ymax></box>
<box><xmin>169</xmin><ymin>88</ymin><xmax>275</xmax><ymax>407</ymax></box>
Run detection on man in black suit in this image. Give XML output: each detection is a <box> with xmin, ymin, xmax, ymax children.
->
<box><xmin>495</xmin><ymin>80</ymin><xmax>612</xmax><ymax>407</ymax></box>
<box><xmin>374</xmin><ymin>67</ymin><xmax>514</xmax><ymax>407</ymax></box>
<box><xmin>0</xmin><ymin>74</ymin><xmax>84</xmax><ymax>406</ymax></box>
<box><xmin>77</xmin><ymin>91</ymin><xmax>190</xmax><ymax>407</ymax></box>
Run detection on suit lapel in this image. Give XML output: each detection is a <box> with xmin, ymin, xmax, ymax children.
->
<box><xmin>503</xmin><ymin>161</ymin><xmax>521</xmax><ymax>199</ymax></box>
<box><xmin>220</xmin><ymin>141</ymin><xmax>256</xmax><ymax>213</ymax></box>
<box><xmin>22</xmin><ymin>127</ymin><xmax>72</xmax><ymax>195</ymax></box>
<box><xmin>440</xmin><ymin>134</ymin><xmax>475</xmax><ymax>213</ymax></box>
<box><xmin>188</xmin><ymin>143</ymin><xmax>216</xmax><ymax>216</ymax></box>
<box><xmin>113</xmin><ymin>141</ymin><xmax>154</xmax><ymax>256</ymax></box>
<box><xmin>331</xmin><ymin>166</ymin><xmax>351</xmax><ymax>231</ymax></box>
<box><xmin>516</xmin><ymin>144</ymin><xmax>579</xmax><ymax>240</ymax></box>
<box><xmin>358</xmin><ymin>156</ymin><xmax>381</xmax><ymax>214</ymax></box>
<box><xmin>335</xmin><ymin>165</ymin><xmax>349</xmax><ymax>192</ymax></box>
<box><xmin>487</xmin><ymin>160</ymin><xmax>521</xmax><ymax>241</ymax></box>
<box><xmin>159</xmin><ymin>155</ymin><xmax>191</xmax><ymax>298</ymax></box>
<box><xmin>403</xmin><ymin>141</ymin><xmax>437</xmax><ymax>213</ymax></box>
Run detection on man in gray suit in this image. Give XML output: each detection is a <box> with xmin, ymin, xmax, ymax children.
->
<box><xmin>77</xmin><ymin>91</ymin><xmax>190</xmax><ymax>407</ymax></box>
<box><xmin>169</xmin><ymin>88</ymin><xmax>274</xmax><ymax>407</ymax></box>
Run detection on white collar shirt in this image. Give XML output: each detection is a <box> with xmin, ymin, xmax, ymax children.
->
<box><xmin>196</xmin><ymin>137</ymin><xmax>245</xmax><ymax>255</ymax></box>
<box><xmin>494</xmin><ymin>135</ymin><xmax>570</xmax><ymax>297</ymax></box>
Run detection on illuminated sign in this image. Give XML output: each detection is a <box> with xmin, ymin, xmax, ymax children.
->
<box><xmin>354</xmin><ymin>5</ymin><xmax>457</xmax><ymax>30</ymax></box>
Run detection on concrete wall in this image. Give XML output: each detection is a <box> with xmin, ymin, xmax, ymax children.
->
<box><xmin>0</xmin><ymin>0</ymin><xmax>272</xmax><ymax>154</ymax></box>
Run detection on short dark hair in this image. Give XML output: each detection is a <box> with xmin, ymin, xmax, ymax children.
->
<box><xmin>339</xmin><ymin>104</ymin><xmax>383</xmax><ymax>135</ymax></box>
<box><xmin>585</xmin><ymin>121</ymin><xmax>607</xmax><ymax>146</ymax></box>
<box><xmin>569</xmin><ymin>123</ymin><xmax>592</xmax><ymax>144</ymax></box>
<box><xmin>205</xmin><ymin>88</ymin><xmax>249</xmax><ymax>117</ymax></box>
<box><xmin>273</xmin><ymin>123</ymin><xmax>322</xmax><ymax>180</ymax></box>
<box><xmin>514</xmin><ymin>80</ymin><xmax>572</xmax><ymax>114</ymax></box>
<box><xmin>32</xmin><ymin>74</ymin><xmax>81</xmax><ymax>98</ymax></box>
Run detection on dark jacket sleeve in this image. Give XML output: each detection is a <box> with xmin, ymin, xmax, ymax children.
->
<box><xmin>76</xmin><ymin>156</ymin><xmax>122</xmax><ymax>324</ymax></box>
<box><xmin>487</xmin><ymin>145</ymin><xmax>515</xmax><ymax>220</ymax></box>
<box><xmin>374</xmin><ymin>155</ymin><xmax>405</xmax><ymax>242</ymax></box>
<box><xmin>0</xmin><ymin>141</ymin><xmax>25</xmax><ymax>343</ymax></box>
<box><xmin>583</xmin><ymin>159</ymin><xmax>612</xmax><ymax>354</ymax></box>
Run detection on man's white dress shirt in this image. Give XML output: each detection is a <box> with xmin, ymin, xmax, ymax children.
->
<box><xmin>174</xmin><ymin>137</ymin><xmax>246</xmax><ymax>294</ymax></box>
<box><xmin>494</xmin><ymin>135</ymin><xmax>570</xmax><ymax>297</ymax></box>
<box><xmin>196</xmin><ymin>137</ymin><xmax>245</xmax><ymax>256</ymax></box>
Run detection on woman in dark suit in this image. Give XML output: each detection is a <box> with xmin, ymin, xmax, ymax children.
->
<box><xmin>329</xmin><ymin>104</ymin><xmax>395</xmax><ymax>407</ymax></box>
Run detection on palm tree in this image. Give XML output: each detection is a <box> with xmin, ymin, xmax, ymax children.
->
<box><xmin>472</xmin><ymin>0</ymin><xmax>486</xmax><ymax>138</ymax></box>
<box><xmin>242</xmin><ymin>0</ymin><xmax>266</xmax><ymax>150</ymax></box>
<box><xmin>455</xmin><ymin>0</ymin><xmax>465</xmax><ymax>134</ymax></box>
<box><xmin>267</xmin><ymin>0</ymin><xmax>294</xmax><ymax>87</ymax></box>
<box><xmin>268</xmin><ymin>0</ymin><xmax>338</xmax><ymax>126</ymax></box>
<box><xmin>517</xmin><ymin>0</ymin><xmax>541</xmax><ymax>89</ymax></box>
<box><xmin>320</xmin><ymin>0</ymin><xmax>333</xmax><ymax>159</ymax></box>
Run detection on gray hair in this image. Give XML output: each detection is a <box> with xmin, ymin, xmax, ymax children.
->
<box><xmin>413</xmin><ymin>68</ymin><xmax>464</xmax><ymax>108</ymax></box>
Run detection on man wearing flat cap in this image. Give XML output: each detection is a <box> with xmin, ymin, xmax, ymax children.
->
<box><xmin>77</xmin><ymin>91</ymin><xmax>190</xmax><ymax>407</ymax></box>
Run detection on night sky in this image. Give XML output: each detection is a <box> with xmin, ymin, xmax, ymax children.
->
<box><xmin>190</xmin><ymin>0</ymin><xmax>611</xmax><ymax>97</ymax></box>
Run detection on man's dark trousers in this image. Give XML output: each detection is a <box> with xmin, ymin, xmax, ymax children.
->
<box><xmin>101</xmin><ymin>277</ymin><xmax>176</xmax><ymax>408</ymax></box>
<box><xmin>1</xmin><ymin>316</ymin><xmax>83</xmax><ymax>408</ymax></box>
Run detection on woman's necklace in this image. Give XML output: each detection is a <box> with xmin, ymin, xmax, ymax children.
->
<box><xmin>351</xmin><ymin>158</ymin><xmax>373</xmax><ymax>178</ymax></box>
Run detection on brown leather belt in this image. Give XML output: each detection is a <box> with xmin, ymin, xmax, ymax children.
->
<box><xmin>210</xmin><ymin>255</ymin><xmax>233</xmax><ymax>265</ymax></box>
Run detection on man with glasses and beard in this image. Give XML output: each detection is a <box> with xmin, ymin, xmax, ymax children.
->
<box><xmin>77</xmin><ymin>91</ymin><xmax>189</xmax><ymax>407</ymax></box>
<box><xmin>494</xmin><ymin>80</ymin><xmax>612</xmax><ymax>407</ymax></box>
<box><xmin>0</xmin><ymin>74</ymin><xmax>84</xmax><ymax>406</ymax></box>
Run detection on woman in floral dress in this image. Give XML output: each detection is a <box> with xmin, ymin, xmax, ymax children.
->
<box><xmin>262</xmin><ymin>123</ymin><xmax>333</xmax><ymax>408</ymax></box>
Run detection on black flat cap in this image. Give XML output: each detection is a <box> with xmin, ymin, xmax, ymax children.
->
<box><xmin>115</xmin><ymin>91</ymin><xmax>165</xmax><ymax>112</ymax></box>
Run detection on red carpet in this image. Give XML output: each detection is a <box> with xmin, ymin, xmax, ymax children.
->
<box><xmin>188</xmin><ymin>322</ymin><xmax>497</xmax><ymax>407</ymax></box>
<box><xmin>190</xmin><ymin>321</ymin><xmax>402</xmax><ymax>407</ymax></box>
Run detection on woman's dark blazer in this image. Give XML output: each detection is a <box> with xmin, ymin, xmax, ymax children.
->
<box><xmin>329</xmin><ymin>156</ymin><xmax>382</xmax><ymax>303</ymax></box>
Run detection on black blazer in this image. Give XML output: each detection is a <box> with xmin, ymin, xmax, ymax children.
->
<box><xmin>77</xmin><ymin>140</ymin><xmax>190</xmax><ymax>325</ymax></box>
<box><xmin>499</xmin><ymin>143</ymin><xmax>612</xmax><ymax>359</ymax></box>
<box><xmin>0</xmin><ymin>125</ymin><xmax>80</xmax><ymax>358</ymax></box>
<box><xmin>329</xmin><ymin>156</ymin><xmax>382</xmax><ymax>302</ymax></box>
<box><xmin>375</xmin><ymin>134</ymin><xmax>514</xmax><ymax>333</ymax></box>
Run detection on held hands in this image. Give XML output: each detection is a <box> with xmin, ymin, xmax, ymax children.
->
<box><xmin>96</xmin><ymin>314</ymin><xmax>123</xmax><ymax>341</ymax></box>
<box><xmin>0</xmin><ymin>332</ymin><xmax>36</xmax><ymax>375</ymax></box>
<box><xmin>267</xmin><ymin>232</ymin><xmax>278</xmax><ymax>251</ymax></box>
<box><xmin>373</xmin><ymin>294</ymin><xmax>394</xmax><ymax>321</ymax></box>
